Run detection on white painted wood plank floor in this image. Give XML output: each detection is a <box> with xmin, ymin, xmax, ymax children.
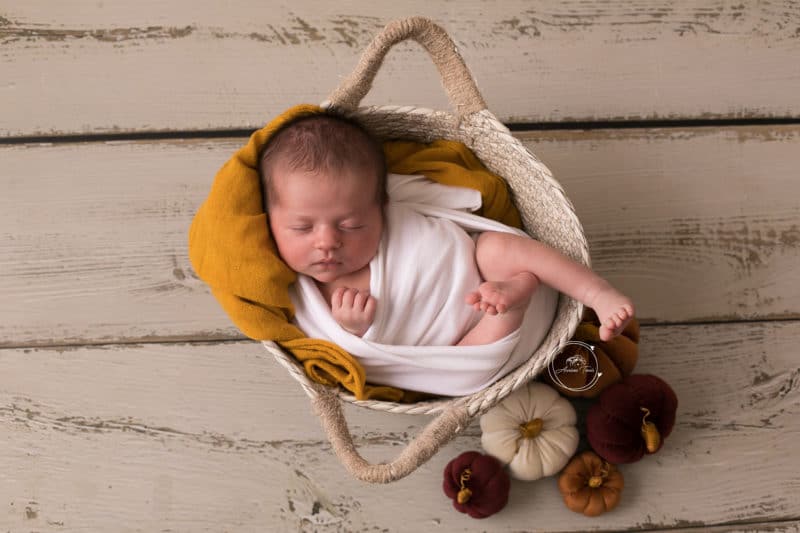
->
<box><xmin>2</xmin><ymin>322</ymin><xmax>798</xmax><ymax>530</ymax></box>
<box><xmin>2</xmin><ymin>3</ymin><xmax>799</xmax><ymax>531</ymax></box>
<box><xmin>3</xmin><ymin>1</ymin><xmax>799</xmax><ymax>136</ymax></box>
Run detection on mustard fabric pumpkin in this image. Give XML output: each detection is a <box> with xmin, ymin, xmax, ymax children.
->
<box><xmin>480</xmin><ymin>382</ymin><xmax>579</xmax><ymax>481</ymax></box>
<box><xmin>544</xmin><ymin>309</ymin><xmax>639</xmax><ymax>398</ymax></box>
<box><xmin>558</xmin><ymin>450</ymin><xmax>624</xmax><ymax>517</ymax></box>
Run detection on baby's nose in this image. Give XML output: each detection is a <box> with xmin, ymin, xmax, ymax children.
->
<box><xmin>315</xmin><ymin>226</ymin><xmax>342</xmax><ymax>250</ymax></box>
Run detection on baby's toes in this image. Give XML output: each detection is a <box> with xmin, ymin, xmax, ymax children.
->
<box><xmin>606</xmin><ymin>314</ymin><xmax>621</xmax><ymax>330</ymax></box>
<box><xmin>465</xmin><ymin>291</ymin><xmax>481</xmax><ymax>305</ymax></box>
<box><xmin>603</xmin><ymin>315</ymin><xmax>629</xmax><ymax>340</ymax></box>
<box><xmin>598</xmin><ymin>323</ymin><xmax>614</xmax><ymax>342</ymax></box>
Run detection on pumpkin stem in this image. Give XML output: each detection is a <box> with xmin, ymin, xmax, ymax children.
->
<box><xmin>588</xmin><ymin>475</ymin><xmax>603</xmax><ymax>488</ymax></box>
<box><xmin>457</xmin><ymin>468</ymin><xmax>472</xmax><ymax>504</ymax></box>
<box><xmin>588</xmin><ymin>461</ymin><xmax>611</xmax><ymax>488</ymax></box>
<box><xmin>640</xmin><ymin>407</ymin><xmax>662</xmax><ymax>453</ymax></box>
<box><xmin>519</xmin><ymin>418</ymin><xmax>544</xmax><ymax>439</ymax></box>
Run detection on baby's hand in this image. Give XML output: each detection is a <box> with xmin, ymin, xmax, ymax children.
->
<box><xmin>331</xmin><ymin>287</ymin><xmax>376</xmax><ymax>337</ymax></box>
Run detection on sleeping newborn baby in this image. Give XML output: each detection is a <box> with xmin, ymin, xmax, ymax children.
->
<box><xmin>260</xmin><ymin>112</ymin><xmax>634</xmax><ymax>395</ymax></box>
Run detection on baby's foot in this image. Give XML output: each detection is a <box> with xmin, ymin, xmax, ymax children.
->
<box><xmin>331</xmin><ymin>287</ymin><xmax>376</xmax><ymax>337</ymax></box>
<box><xmin>585</xmin><ymin>281</ymin><xmax>635</xmax><ymax>341</ymax></box>
<box><xmin>465</xmin><ymin>272</ymin><xmax>539</xmax><ymax>315</ymax></box>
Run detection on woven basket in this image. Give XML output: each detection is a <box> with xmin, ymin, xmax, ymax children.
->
<box><xmin>261</xmin><ymin>16</ymin><xmax>588</xmax><ymax>483</ymax></box>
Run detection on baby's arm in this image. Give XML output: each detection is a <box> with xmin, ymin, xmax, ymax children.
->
<box><xmin>330</xmin><ymin>288</ymin><xmax>376</xmax><ymax>337</ymax></box>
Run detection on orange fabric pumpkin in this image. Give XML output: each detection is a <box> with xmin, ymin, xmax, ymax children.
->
<box><xmin>545</xmin><ymin>309</ymin><xmax>639</xmax><ymax>398</ymax></box>
<box><xmin>558</xmin><ymin>450</ymin><xmax>624</xmax><ymax>517</ymax></box>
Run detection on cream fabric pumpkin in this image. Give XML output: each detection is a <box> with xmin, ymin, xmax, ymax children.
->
<box><xmin>480</xmin><ymin>381</ymin><xmax>579</xmax><ymax>481</ymax></box>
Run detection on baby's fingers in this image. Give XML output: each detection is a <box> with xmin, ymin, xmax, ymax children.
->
<box><xmin>340</xmin><ymin>288</ymin><xmax>357</xmax><ymax>309</ymax></box>
<box><xmin>364</xmin><ymin>295</ymin><xmax>377</xmax><ymax>322</ymax></box>
<box><xmin>331</xmin><ymin>287</ymin><xmax>346</xmax><ymax>309</ymax></box>
<box><xmin>352</xmin><ymin>290</ymin><xmax>371</xmax><ymax>311</ymax></box>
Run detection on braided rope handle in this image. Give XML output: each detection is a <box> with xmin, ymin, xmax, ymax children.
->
<box><xmin>325</xmin><ymin>16</ymin><xmax>486</xmax><ymax>118</ymax></box>
<box><xmin>263</xmin><ymin>340</ymin><xmax>474</xmax><ymax>483</ymax></box>
<box><xmin>311</xmin><ymin>385</ymin><xmax>472</xmax><ymax>483</ymax></box>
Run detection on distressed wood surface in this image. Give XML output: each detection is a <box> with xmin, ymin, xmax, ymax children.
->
<box><xmin>3</xmin><ymin>4</ymin><xmax>799</xmax><ymax>531</ymax></box>
<box><xmin>665</xmin><ymin>523</ymin><xmax>800</xmax><ymax>533</ymax></box>
<box><xmin>2</xmin><ymin>321</ymin><xmax>799</xmax><ymax>531</ymax></box>
<box><xmin>2</xmin><ymin>1</ymin><xmax>799</xmax><ymax>137</ymax></box>
<box><xmin>3</xmin><ymin>126</ymin><xmax>798</xmax><ymax>347</ymax></box>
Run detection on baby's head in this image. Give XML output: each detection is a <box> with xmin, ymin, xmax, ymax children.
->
<box><xmin>259</xmin><ymin>113</ymin><xmax>387</xmax><ymax>284</ymax></box>
<box><xmin>259</xmin><ymin>113</ymin><xmax>387</xmax><ymax>210</ymax></box>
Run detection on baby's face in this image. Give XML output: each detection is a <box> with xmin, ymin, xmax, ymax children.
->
<box><xmin>267</xmin><ymin>165</ymin><xmax>384</xmax><ymax>284</ymax></box>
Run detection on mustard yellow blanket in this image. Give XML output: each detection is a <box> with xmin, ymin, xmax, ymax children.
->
<box><xmin>188</xmin><ymin>104</ymin><xmax>522</xmax><ymax>401</ymax></box>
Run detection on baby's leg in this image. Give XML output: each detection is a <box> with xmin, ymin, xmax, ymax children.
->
<box><xmin>468</xmin><ymin>231</ymin><xmax>634</xmax><ymax>342</ymax></box>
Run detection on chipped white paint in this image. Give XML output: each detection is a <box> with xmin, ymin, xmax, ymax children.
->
<box><xmin>1</xmin><ymin>321</ymin><xmax>798</xmax><ymax>530</ymax></box>
<box><xmin>1</xmin><ymin>1</ymin><xmax>799</xmax><ymax>136</ymax></box>
<box><xmin>2</xmin><ymin>126</ymin><xmax>799</xmax><ymax>347</ymax></box>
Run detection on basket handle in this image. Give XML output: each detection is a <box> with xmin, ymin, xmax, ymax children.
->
<box><xmin>326</xmin><ymin>17</ymin><xmax>487</xmax><ymax>118</ymax></box>
<box><xmin>311</xmin><ymin>385</ymin><xmax>472</xmax><ymax>483</ymax></box>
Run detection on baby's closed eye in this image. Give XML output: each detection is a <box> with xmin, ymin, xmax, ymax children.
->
<box><xmin>339</xmin><ymin>223</ymin><xmax>364</xmax><ymax>231</ymax></box>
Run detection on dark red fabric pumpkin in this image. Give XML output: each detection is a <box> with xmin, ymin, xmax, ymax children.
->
<box><xmin>586</xmin><ymin>374</ymin><xmax>678</xmax><ymax>464</ymax></box>
<box><xmin>443</xmin><ymin>451</ymin><xmax>510</xmax><ymax>518</ymax></box>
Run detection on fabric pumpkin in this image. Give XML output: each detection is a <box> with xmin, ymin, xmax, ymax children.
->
<box><xmin>558</xmin><ymin>450</ymin><xmax>624</xmax><ymax>516</ymax></box>
<box><xmin>544</xmin><ymin>309</ymin><xmax>639</xmax><ymax>398</ymax></box>
<box><xmin>480</xmin><ymin>382</ymin><xmax>579</xmax><ymax>481</ymax></box>
<box><xmin>587</xmin><ymin>374</ymin><xmax>678</xmax><ymax>464</ymax></box>
<box><xmin>442</xmin><ymin>451</ymin><xmax>510</xmax><ymax>518</ymax></box>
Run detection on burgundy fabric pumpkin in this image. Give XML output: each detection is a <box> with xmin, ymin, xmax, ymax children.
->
<box><xmin>443</xmin><ymin>451</ymin><xmax>510</xmax><ymax>518</ymax></box>
<box><xmin>586</xmin><ymin>374</ymin><xmax>678</xmax><ymax>464</ymax></box>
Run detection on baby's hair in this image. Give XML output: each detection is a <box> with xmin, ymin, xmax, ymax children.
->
<box><xmin>258</xmin><ymin>112</ymin><xmax>387</xmax><ymax>209</ymax></box>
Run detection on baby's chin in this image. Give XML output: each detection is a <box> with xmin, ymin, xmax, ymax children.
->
<box><xmin>307</xmin><ymin>263</ymin><xmax>367</xmax><ymax>285</ymax></box>
<box><xmin>306</xmin><ymin>269</ymin><xmax>342</xmax><ymax>284</ymax></box>
<box><xmin>310</xmin><ymin>273</ymin><xmax>336</xmax><ymax>284</ymax></box>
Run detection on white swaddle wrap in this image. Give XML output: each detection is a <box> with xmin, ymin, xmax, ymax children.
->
<box><xmin>290</xmin><ymin>174</ymin><xmax>558</xmax><ymax>396</ymax></box>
